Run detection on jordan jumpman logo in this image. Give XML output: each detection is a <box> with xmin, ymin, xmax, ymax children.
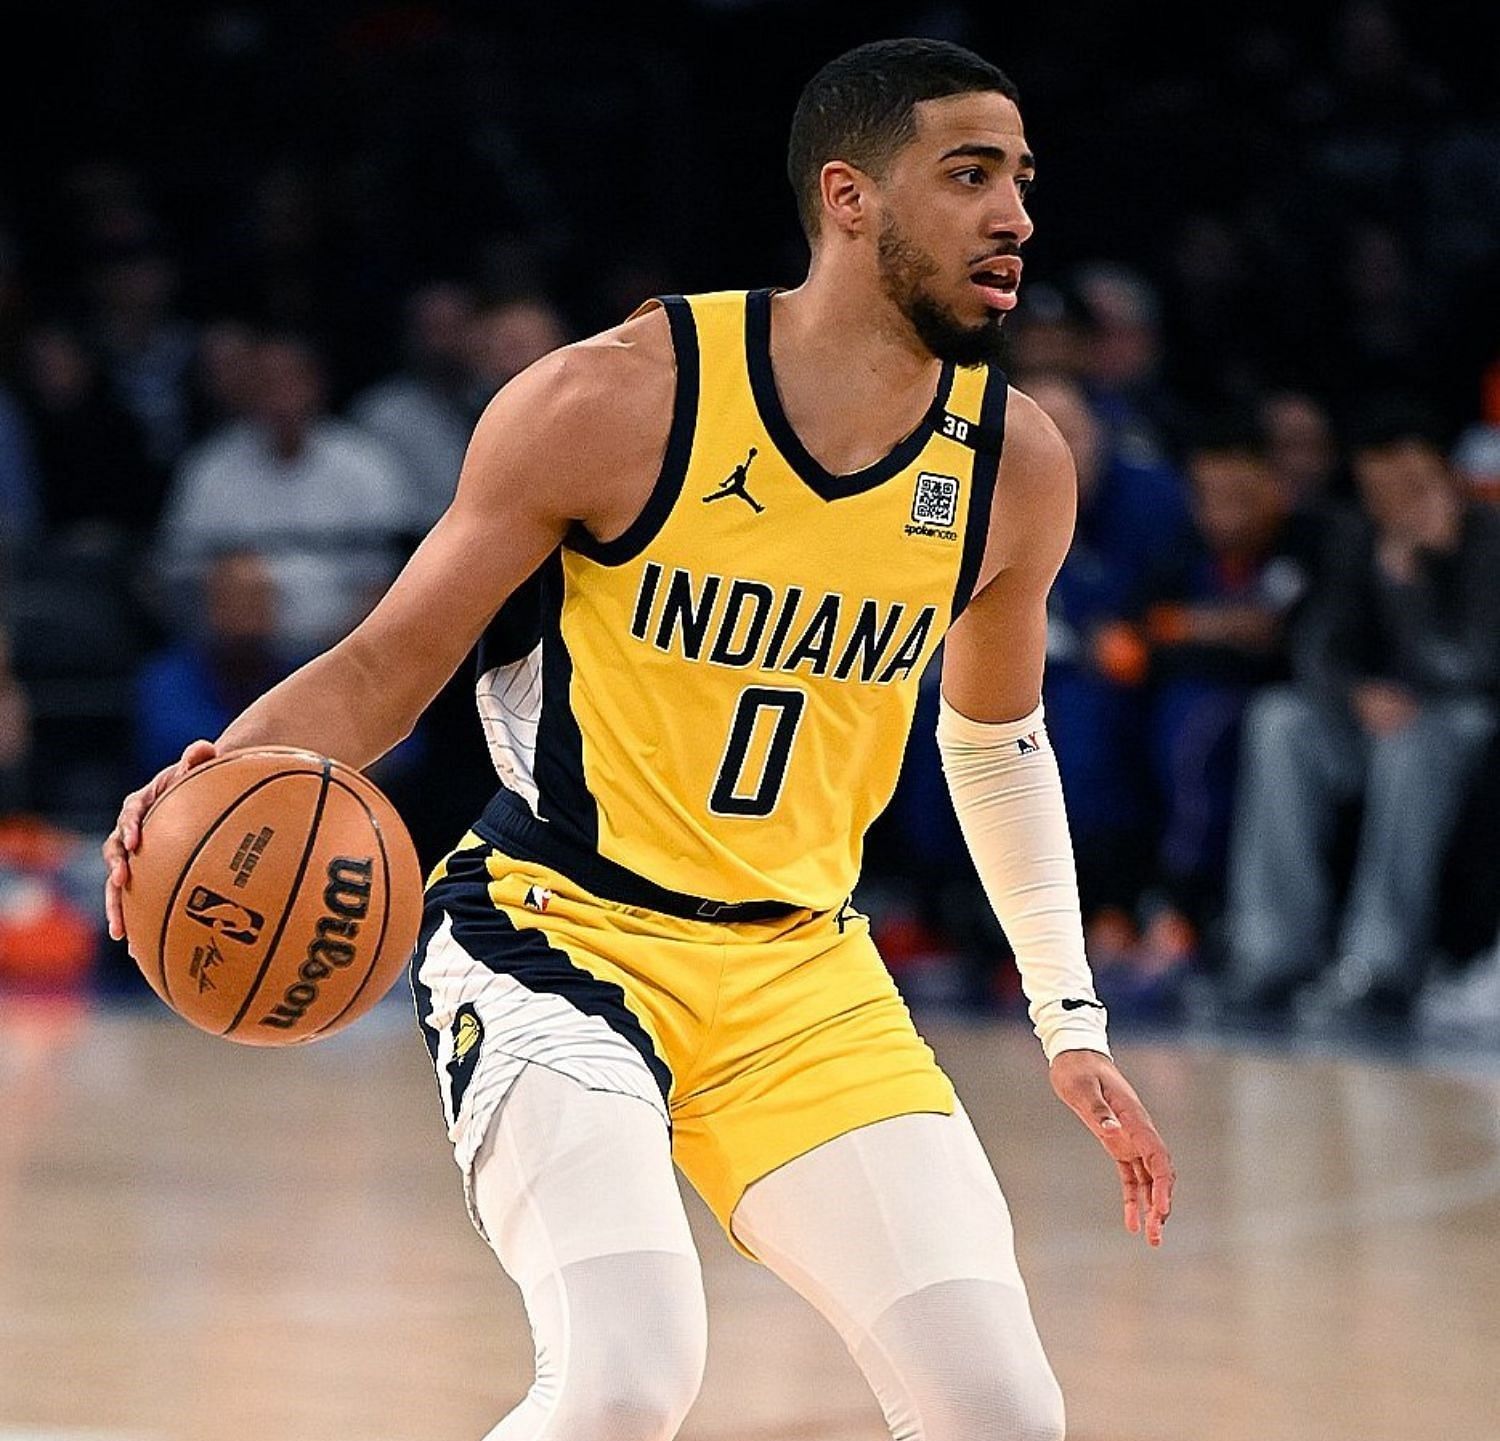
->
<box><xmin>703</xmin><ymin>447</ymin><xmax>764</xmax><ymax>513</ymax></box>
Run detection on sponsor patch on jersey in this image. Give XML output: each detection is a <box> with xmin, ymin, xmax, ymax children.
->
<box><xmin>905</xmin><ymin>472</ymin><xmax>959</xmax><ymax>539</ymax></box>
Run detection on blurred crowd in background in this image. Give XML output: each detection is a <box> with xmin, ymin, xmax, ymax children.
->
<box><xmin>1</xmin><ymin>0</ymin><xmax>1497</xmax><ymax>1043</ymax></box>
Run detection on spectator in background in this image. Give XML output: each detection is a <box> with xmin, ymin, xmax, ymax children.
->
<box><xmin>18</xmin><ymin>322</ymin><xmax>164</xmax><ymax>541</ymax></box>
<box><xmin>1223</xmin><ymin>410</ymin><xmax>1500</xmax><ymax>1022</ymax></box>
<box><xmin>1260</xmin><ymin>390</ymin><xmax>1341</xmax><ymax>510</ymax></box>
<box><xmin>1128</xmin><ymin>415</ymin><xmax>1314</xmax><ymax>1002</ymax></box>
<box><xmin>352</xmin><ymin>281</ymin><xmax>478</xmax><ymax>530</ymax></box>
<box><xmin>0</xmin><ymin>227</ymin><xmax>25</xmax><ymax>379</ymax></box>
<box><xmin>0</xmin><ymin>623</ymin><xmax>29</xmax><ymax>812</ymax></box>
<box><xmin>1016</xmin><ymin>371</ymin><xmax>1193</xmax><ymax>951</ymax></box>
<box><xmin>87</xmin><ymin>234</ymin><xmax>198</xmax><ymax>473</ymax></box>
<box><xmin>158</xmin><ymin>333</ymin><xmax>410</xmax><ymax>663</ymax></box>
<box><xmin>466</xmin><ymin>293</ymin><xmax>569</xmax><ymax>410</ymax></box>
<box><xmin>1003</xmin><ymin>280</ymin><xmax>1087</xmax><ymax>381</ymax></box>
<box><xmin>1072</xmin><ymin>262</ymin><xmax>1185</xmax><ymax>465</ymax></box>
<box><xmin>188</xmin><ymin>318</ymin><xmax>259</xmax><ymax>438</ymax></box>
<box><xmin>0</xmin><ymin>631</ymin><xmax>98</xmax><ymax>993</ymax></box>
<box><xmin>132</xmin><ymin>550</ymin><xmax>286</xmax><ymax>777</ymax></box>
<box><xmin>1451</xmin><ymin>358</ymin><xmax>1500</xmax><ymax>507</ymax></box>
<box><xmin>0</xmin><ymin>384</ymin><xmax>40</xmax><ymax>559</ymax></box>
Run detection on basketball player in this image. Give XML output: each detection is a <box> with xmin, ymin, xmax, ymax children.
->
<box><xmin>106</xmin><ymin>39</ymin><xmax>1174</xmax><ymax>1441</ymax></box>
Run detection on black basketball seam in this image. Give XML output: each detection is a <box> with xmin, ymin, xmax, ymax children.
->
<box><xmin>223</xmin><ymin>760</ymin><xmax>333</xmax><ymax>1034</ymax></box>
<box><xmin>311</xmin><ymin>776</ymin><xmax>396</xmax><ymax>1040</ymax></box>
<box><xmin>154</xmin><ymin>766</ymin><xmax>323</xmax><ymax>1008</ymax></box>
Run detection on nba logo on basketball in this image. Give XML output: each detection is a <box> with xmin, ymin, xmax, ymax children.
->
<box><xmin>184</xmin><ymin>886</ymin><xmax>265</xmax><ymax>945</ymax></box>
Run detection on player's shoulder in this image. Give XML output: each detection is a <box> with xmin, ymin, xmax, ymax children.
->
<box><xmin>498</xmin><ymin>304</ymin><xmax>675</xmax><ymax>425</ymax></box>
<box><xmin>1000</xmin><ymin>383</ymin><xmax>1076</xmax><ymax>502</ymax></box>
<box><xmin>965</xmin><ymin>381</ymin><xmax>1077</xmax><ymax>589</ymax></box>
<box><xmin>458</xmin><ymin>306</ymin><xmax>677</xmax><ymax>516</ymax></box>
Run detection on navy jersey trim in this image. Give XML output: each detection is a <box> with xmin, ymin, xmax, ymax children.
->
<box><xmin>410</xmin><ymin>906</ymin><xmax>444</xmax><ymax>1066</ymax></box>
<box><xmin>744</xmin><ymin>287</ymin><xmax>956</xmax><ymax>501</ymax></box>
<box><xmin>567</xmin><ymin>295</ymin><xmax>700</xmax><ymax>566</ymax></box>
<box><xmin>531</xmin><ymin>553</ymin><xmax>597</xmax><ymax>847</ymax></box>
<box><xmin>476</xmin><ymin>785</ymin><xmax>802</xmax><ymax>923</ymax></box>
<box><xmin>950</xmin><ymin>370</ymin><xmax>1009</xmax><ymax>622</ymax></box>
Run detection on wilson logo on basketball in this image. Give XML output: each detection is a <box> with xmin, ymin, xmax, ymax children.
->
<box><xmin>257</xmin><ymin>857</ymin><xmax>374</xmax><ymax>1031</ymax></box>
<box><xmin>184</xmin><ymin>886</ymin><xmax>265</xmax><ymax>945</ymax></box>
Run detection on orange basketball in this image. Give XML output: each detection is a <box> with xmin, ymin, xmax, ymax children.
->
<box><xmin>121</xmin><ymin>747</ymin><xmax>425</xmax><ymax>1045</ymax></box>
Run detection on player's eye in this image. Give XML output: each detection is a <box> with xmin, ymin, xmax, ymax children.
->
<box><xmin>1018</xmin><ymin>176</ymin><xmax>1035</xmax><ymax>197</ymax></box>
<box><xmin>952</xmin><ymin>167</ymin><xmax>985</xmax><ymax>186</ymax></box>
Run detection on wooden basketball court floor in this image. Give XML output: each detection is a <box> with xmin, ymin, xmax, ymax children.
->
<box><xmin>2</xmin><ymin>991</ymin><xmax>1497</xmax><ymax>1441</ymax></box>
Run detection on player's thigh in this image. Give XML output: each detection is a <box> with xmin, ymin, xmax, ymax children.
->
<box><xmin>732</xmin><ymin>1104</ymin><xmax>1063</xmax><ymax>1439</ymax></box>
<box><xmin>474</xmin><ymin>1062</ymin><xmax>700</xmax><ymax>1297</ymax></box>
<box><xmin>730</xmin><ymin>1100</ymin><xmax>1028</xmax><ymax>1325</ymax></box>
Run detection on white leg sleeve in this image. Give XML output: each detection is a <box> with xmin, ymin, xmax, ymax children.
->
<box><xmin>732</xmin><ymin>1107</ymin><xmax>1066</xmax><ymax>1441</ymax></box>
<box><xmin>471</xmin><ymin>1065</ymin><xmax>707</xmax><ymax>1441</ymax></box>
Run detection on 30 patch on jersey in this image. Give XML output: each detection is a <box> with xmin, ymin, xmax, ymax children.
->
<box><xmin>911</xmin><ymin>472</ymin><xmax>959</xmax><ymax>528</ymax></box>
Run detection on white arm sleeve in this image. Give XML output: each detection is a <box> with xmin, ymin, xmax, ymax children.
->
<box><xmin>936</xmin><ymin>696</ymin><xmax>1110</xmax><ymax>1062</ymax></box>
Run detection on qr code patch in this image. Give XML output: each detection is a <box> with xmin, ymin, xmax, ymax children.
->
<box><xmin>911</xmin><ymin>472</ymin><xmax>959</xmax><ymax>528</ymax></box>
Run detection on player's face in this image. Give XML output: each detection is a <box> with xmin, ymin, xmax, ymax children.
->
<box><xmin>875</xmin><ymin>92</ymin><xmax>1035</xmax><ymax>365</ymax></box>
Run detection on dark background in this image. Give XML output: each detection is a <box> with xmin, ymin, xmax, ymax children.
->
<box><xmin>1</xmin><ymin>0</ymin><xmax>1498</xmax><ymax>1018</ymax></box>
<box><xmin>4</xmin><ymin>1</ymin><xmax>1498</xmax><ymax>420</ymax></box>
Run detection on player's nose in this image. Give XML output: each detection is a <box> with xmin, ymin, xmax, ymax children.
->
<box><xmin>988</xmin><ymin>191</ymin><xmax>1033</xmax><ymax>246</ymax></box>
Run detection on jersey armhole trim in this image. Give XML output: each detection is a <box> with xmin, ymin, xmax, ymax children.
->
<box><xmin>566</xmin><ymin>295</ymin><xmax>700</xmax><ymax>566</ymax></box>
<box><xmin>950</xmin><ymin>369</ymin><xmax>1009</xmax><ymax>623</ymax></box>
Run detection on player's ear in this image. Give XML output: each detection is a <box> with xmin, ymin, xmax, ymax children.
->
<box><xmin>819</xmin><ymin>161</ymin><xmax>870</xmax><ymax>239</ymax></box>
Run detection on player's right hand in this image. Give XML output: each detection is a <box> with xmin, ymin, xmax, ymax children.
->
<box><xmin>103</xmin><ymin>739</ymin><xmax>219</xmax><ymax>943</ymax></box>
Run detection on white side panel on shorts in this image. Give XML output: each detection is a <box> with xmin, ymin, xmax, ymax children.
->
<box><xmin>415</xmin><ymin>911</ymin><xmax>668</xmax><ymax>1188</ymax></box>
<box><xmin>476</xmin><ymin>642</ymin><xmax>543</xmax><ymax>814</ymax></box>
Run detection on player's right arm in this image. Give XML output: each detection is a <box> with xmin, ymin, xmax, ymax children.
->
<box><xmin>104</xmin><ymin>307</ymin><xmax>676</xmax><ymax>941</ymax></box>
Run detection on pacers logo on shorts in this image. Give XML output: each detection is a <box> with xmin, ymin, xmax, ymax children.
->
<box><xmin>184</xmin><ymin>886</ymin><xmax>264</xmax><ymax>945</ymax></box>
<box><xmin>446</xmin><ymin>1003</ymin><xmax>485</xmax><ymax>1121</ymax></box>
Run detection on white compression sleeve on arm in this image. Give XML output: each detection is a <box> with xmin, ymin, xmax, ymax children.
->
<box><xmin>936</xmin><ymin>695</ymin><xmax>1110</xmax><ymax>1061</ymax></box>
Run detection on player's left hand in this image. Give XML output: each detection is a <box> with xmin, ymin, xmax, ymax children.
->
<box><xmin>1049</xmin><ymin>1048</ymin><xmax>1175</xmax><ymax>1247</ymax></box>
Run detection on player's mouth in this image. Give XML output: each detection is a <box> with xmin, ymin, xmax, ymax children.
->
<box><xmin>970</xmin><ymin>257</ymin><xmax>1022</xmax><ymax>311</ymax></box>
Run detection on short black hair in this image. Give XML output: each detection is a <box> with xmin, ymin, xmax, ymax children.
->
<box><xmin>787</xmin><ymin>38</ymin><xmax>1021</xmax><ymax>243</ymax></box>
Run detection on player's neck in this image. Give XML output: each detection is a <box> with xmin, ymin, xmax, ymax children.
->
<box><xmin>776</xmin><ymin>268</ymin><xmax>940</xmax><ymax>393</ymax></box>
<box><xmin>766</xmin><ymin>270</ymin><xmax>943</xmax><ymax>473</ymax></box>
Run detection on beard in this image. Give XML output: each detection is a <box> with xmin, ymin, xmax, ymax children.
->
<box><xmin>876</xmin><ymin>212</ymin><xmax>1007</xmax><ymax>367</ymax></box>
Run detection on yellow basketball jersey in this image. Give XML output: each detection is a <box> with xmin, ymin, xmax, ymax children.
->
<box><xmin>474</xmin><ymin>289</ymin><xmax>1008</xmax><ymax>912</ymax></box>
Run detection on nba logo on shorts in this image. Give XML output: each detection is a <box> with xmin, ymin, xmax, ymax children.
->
<box><xmin>911</xmin><ymin>472</ymin><xmax>959</xmax><ymax>529</ymax></box>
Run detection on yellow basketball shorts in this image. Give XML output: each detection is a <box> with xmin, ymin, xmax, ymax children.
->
<box><xmin>411</xmin><ymin>831</ymin><xmax>955</xmax><ymax>1254</ymax></box>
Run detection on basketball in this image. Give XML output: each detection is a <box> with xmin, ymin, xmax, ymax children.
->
<box><xmin>121</xmin><ymin>747</ymin><xmax>425</xmax><ymax>1045</ymax></box>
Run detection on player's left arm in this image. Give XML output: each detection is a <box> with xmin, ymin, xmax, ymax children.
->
<box><xmin>940</xmin><ymin>387</ymin><xmax>1176</xmax><ymax>1247</ymax></box>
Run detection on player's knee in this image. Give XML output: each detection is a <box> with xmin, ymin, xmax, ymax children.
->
<box><xmin>561</xmin><ymin>1304</ymin><xmax>705</xmax><ymax>1439</ymax></box>
<box><xmin>866</xmin><ymin>1279</ymin><xmax>1065</xmax><ymax>1441</ymax></box>
<box><xmin>918</xmin><ymin>1364</ymin><xmax>1065</xmax><ymax>1441</ymax></box>
<box><xmin>562</xmin><ymin>1351</ymin><xmax>703</xmax><ymax>1441</ymax></box>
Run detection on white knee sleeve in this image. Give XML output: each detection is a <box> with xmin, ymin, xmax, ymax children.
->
<box><xmin>733</xmin><ymin>1107</ymin><xmax>1064</xmax><ymax>1441</ymax></box>
<box><xmin>473</xmin><ymin>1066</ymin><xmax>706</xmax><ymax>1441</ymax></box>
<box><xmin>485</xmin><ymin>1253</ymin><xmax>706</xmax><ymax>1441</ymax></box>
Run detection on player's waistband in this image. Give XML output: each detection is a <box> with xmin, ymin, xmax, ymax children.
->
<box><xmin>474</xmin><ymin>786</ymin><xmax>805</xmax><ymax>924</ymax></box>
